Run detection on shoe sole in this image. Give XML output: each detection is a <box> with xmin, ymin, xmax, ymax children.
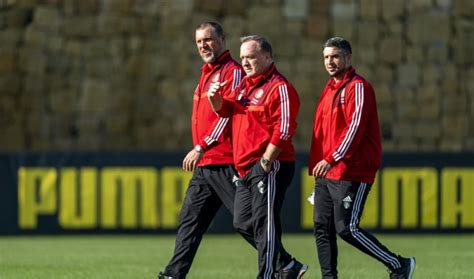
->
<box><xmin>408</xmin><ymin>257</ymin><xmax>416</xmax><ymax>279</ymax></box>
<box><xmin>297</xmin><ymin>264</ymin><xmax>309</xmax><ymax>279</ymax></box>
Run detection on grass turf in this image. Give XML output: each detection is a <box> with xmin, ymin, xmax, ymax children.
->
<box><xmin>0</xmin><ymin>234</ymin><xmax>473</xmax><ymax>278</ymax></box>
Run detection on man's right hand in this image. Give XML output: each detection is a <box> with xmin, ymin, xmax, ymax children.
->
<box><xmin>182</xmin><ymin>148</ymin><xmax>203</xmax><ymax>172</ymax></box>
<box><xmin>207</xmin><ymin>80</ymin><xmax>227</xmax><ymax>112</ymax></box>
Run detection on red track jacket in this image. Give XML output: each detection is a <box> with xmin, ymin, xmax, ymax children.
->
<box><xmin>308</xmin><ymin>67</ymin><xmax>381</xmax><ymax>183</ymax></box>
<box><xmin>218</xmin><ymin>64</ymin><xmax>300</xmax><ymax>176</ymax></box>
<box><xmin>192</xmin><ymin>50</ymin><xmax>243</xmax><ymax>166</ymax></box>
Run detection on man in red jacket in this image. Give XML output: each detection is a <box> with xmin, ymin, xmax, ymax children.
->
<box><xmin>159</xmin><ymin>23</ymin><xmax>304</xmax><ymax>279</ymax></box>
<box><xmin>308</xmin><ymin>37</ymin><xmax>415</xmax><ymax>279</ymax></box>
<box><xmin>208</xmin><ymin>35</ymin><xmax>308</xmax><ymax>279</ymax></box>
<box><xmin>158</xmin><ymin>22</ymin><xmax>244</xmax><ymax>279</ymax></box>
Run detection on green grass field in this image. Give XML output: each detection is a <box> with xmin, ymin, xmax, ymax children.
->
<box><xmin>1</xmin><ymin>234</ymin><xmax>473</xmax><ymax>278</ymax></box>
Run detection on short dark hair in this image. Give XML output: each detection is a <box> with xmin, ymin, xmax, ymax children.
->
<box><xmin>196</xmin><ymin>21</ymin><xmax>224</xmax><ymax>37</ymax></box>
<box><xmin>323</xmin><ymin>37</ymin><xmax>352</xmax><ymax>55</ymax></box>
<box><xmin>240</xmin><ymin>35</ymin><xmax>273</xmax><ymax>57</ymax></box>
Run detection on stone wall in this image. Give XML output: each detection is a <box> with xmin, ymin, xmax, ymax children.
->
<box><xmin>0</xmin><ymin>0</ymin><xmax>473</xmax><ymax>151</ymax></box>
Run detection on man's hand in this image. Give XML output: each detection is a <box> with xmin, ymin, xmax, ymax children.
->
<box><xmin>207</xmin><ymin>80</ymin><xmax>227</xmax><ymax>112</ymax></box>
<box><xmin>312</xmin><ymin>159</ymin><xmax>331</xmax><ymax>177</ymax></box>
<box><xmin>182</xmin><ymin>148</ymin><xmax>203</xmax><ymax>172</ymax></box>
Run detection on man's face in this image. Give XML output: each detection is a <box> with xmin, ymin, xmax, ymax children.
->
<box><xmin>195</xmin><ymin>26</ymin><xmax>225</xmax><ymax>63</ymax></box>
<box><xmin>240</xmin><ymin>40</ymin><xmax>272</xmax><ymax>77</ymax></box>
<box><xmin>323</xmin><ymin>47</ymin><xmax>351</xmax><ymax>80</ymax></box>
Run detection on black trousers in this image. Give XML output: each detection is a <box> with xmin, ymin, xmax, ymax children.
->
<box><xmin>164</xmin><ymin>164</ymin><xmax>289</xmax><ymax>279</ymax></box>
<box><xmin>312</xmin><ymin>178</ymin><xmax>402</xmax><ymax>279</ymax></box>
<box><xmin>234</xmin><ymin>160</ymin><xmax>295</xmax><ymax>279</ymax></box>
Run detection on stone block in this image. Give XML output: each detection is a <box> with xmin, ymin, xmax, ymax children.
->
<box><xmin>79</xmin><ymin>79</ymin><xmax>110</xmax><ymax>113</ymax></box>
<box><xmin>102</xmin><ymin>0</ymin><xmax>132</xmax><ymax>14</ymax></box>
<box><xmin>442</xmin><ymin>115</ymin><xmax>469</xmax><ymax>139</ymax></box>
<box><xmin>0</xmin><ymin>29</ymin><xmax>23</xmax><ymax>48</ymax></box>
<box><xmin>222</xmin><ymin>16</ymin><xmax>246</xmax><ymax>38</ymax></box>
<box><xmin>453</xmin><ymin>0</ymin><xmax>474</xmax><ymax>17</ymax></box>
<box><xmin>392</xmin><ymin>122</ymin><xmax>415</xmax><ymax>140</ymax></box>
<box><xmin>0</xmin><ymin>50</ymin><xmax>17</xmax><ymax>74</ymax></box>
<box><xmin>283</xmin><ymin>0</ymin><xmax>308</xmax><ymax>19</ymax></box>
<box><xmin>418</xmin><ymin>139</ymin><xmax>437</xmax><ymax>151</ymax></box>
<box><xmin>62</xmin><ymin>16</ymin><xmax>96</xmax><ymax>37</ymax></box>
<box><xmin>333</xmin><ymin>19</ymin><xmax>355</xmax><ymax>41</ymax></box>
<box><xmin>397</xmin><ymin>63</ymin><xmax>420</xmax><ymax>88</ymax></box>
<box><xmin>387</xmin><ymin>20</ymin><xmax>403</xmax><ymax>36</ymax></box>
<box><xmin>407</xmin><ymin>12</ymin><xmax>451</xmax><ymax>45</ymax></box>
<box><xmin>32</xmin><ymin>6</ymin><xmax>62</xmax><ymax>31</ymax></box>
<box><xmin>194</xmin><ymin>0</ymin><xmax>224</xmax><ymax>15</ymax></box>
<box><xmin>24</xmin><ymin>25</ymin><xmax>46</xmax><ymax>47</ymax></box>
<box><xmin>374</xmin><ymin>66</ymin><xmax>394</xmax><ymax>84</ymax></box>
<box><xmin>0</xmin><ymin>74</ymin><xmax>20</xmax><ymax>94</ymax></box>
<box><xmin>360</xmin><ymin>0</ymin><xmax>378</xmax><ymax>20</ymax></box>
<box><xmin>300</xmin><ymin>38</ymin><xmax>323</xmax><ymax>57</ymax></box>
<box><xmin>426</xmin><ymin>42</ymin><xmax>448</xmax><ymax>63</ymax></box>
<box><xmin>396</xmin><ymin>102</ymin><xmax>418</xmax><ymax>121</ymax></box>
<box><xmin>381</xmin><ymin>0</ymin><xmax>404</xmax><ymax>20</ymax></box>
<box><xmin>356</xmin><ymin>20</ymin><xmax>380</xmax><ymax>47</ymax></box>
<box><xmin>421</xmin><ymin>66</ymin><xmax>442</xmax><ymax>85</ymax></box>
<box><xmin>223</xmin><ymin>0</ymin><xmax>247</xmax><ymax>16</ymax></box>
<box><xmin>407</xmin><ymin>0</ymin><xmax>434</xmax><ymax>13</ymax></box>
<box><xmin>308</xmin><ymin>0</ymin><xmax>331</xmax><ymax>14</ymax></box>
<box><xmin>3</xmin><ymin>8</ymin><xmax>31</xmax><ymax>27</ymax></box>
<box><xmin>405</xmin><ymin>46</ymin><xmax>424</xmax><ymax>64</ymax></box>
<box><xmin>414</xmin><ymin>120</ymin><xmax>441</xmax><ymax>139</ymax></box>
<box><xmin>331</xmin><ymin>2</ymin><xmax>356</xmax><ymax>20</ymax></box>
<box><xmin>375</xmin><ymin>84</ymin><xmax>393</xmax><ymax>106</ymax></box>
<box><xmin>379</xmin><ymin>36</ymin><xmax>403</xmax><ymax>64</ymax></box>
<box><xmin>105</xmin><ymin>114</ymin><xmax>130</xmax><ymax>135</ymax></box>
<box><xmin>19</xmin><ymin>47</ymin><xmax>46</xmax><ymax>76</ymax></box>
<box><xmin>354</xmin><ymin>44</ymin><xmax>376</xmax><ymax>65</ymax></box>
<box><xmin>49</xmin><ymin>90</ymin><xmax>78</xmax><ymax>113</ymax></box>
<box><xmin>439</xmin><ymin>138</ymin><xmax>464</xmax><ymax>151</ymax></box>
<box><xmin>306</xmin><ymin>13</ymin><xmax>329</xmax><ymax>39</ymax></box>
<box><xmin>396</xmin><ymin>139</ymin><xmax>419</xmax><ymax>152</ymax></box>
<box><xmin>454</xmin><ymin>20</ymin><xmax>474</xmax><ymax>65</ymax></box>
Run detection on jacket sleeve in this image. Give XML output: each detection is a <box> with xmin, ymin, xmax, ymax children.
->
<box><xmin>324</xmin><ymin>81</ymin><xmax>374</xmax><ymax>166</ymax></box>
<box><xmin>267</xmin><ymin>82</ymin><xmax>300</xmax><ymax>148</ymax></box>
<box><xmin>199</xmin><ymin>67</ymin><xmax>242</xmax><ymax>151</ymax></box>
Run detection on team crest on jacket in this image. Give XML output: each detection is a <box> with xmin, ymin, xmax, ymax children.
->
<box><xmin>212</xmin><ymin>73</ymin><xmax>220</xmax><ymax>82</ymax></box>
<box><xmin>255</xmin><ymin>89</ymin><xmax>264</xmax><ymax>99</ymax></box>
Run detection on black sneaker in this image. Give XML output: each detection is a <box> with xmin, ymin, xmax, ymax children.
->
<box><xmin>389</xmin><ymin>257</ymin><xmax>416</xmax><ymax>279</ymax></box>
<box><xmin>276</xmin><ymin>258</ymin><xmax>309</xmax><ymax>279</ymax></box>
<box><xmin>158</xmin><ymin>271</ymin><xmax>174</xmax><ymax>279</ymax></box>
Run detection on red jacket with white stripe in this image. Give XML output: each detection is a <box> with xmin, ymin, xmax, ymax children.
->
<box><xmin>218</xmin><ymin>64</ymin><xmax>300</xmax><ymax>176</ymax></box>
<box><xmin>308</xmin><ymin>67</ymin><xmax>381</xmax><ymax>183</ymax></box>
<box><xmin>192</xmin><ymin>50</ymin><xmax>243</xmax><ymax>167</ymax></box>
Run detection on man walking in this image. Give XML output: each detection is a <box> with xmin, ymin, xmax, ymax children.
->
<box><xmin>308</xmin><ymin>37</ymin><xmax>416</xmax><ymax>279</ymax></box>
<box><xmin>159</xmin><ymin>23</ymin><xmax>305</xmax><ymax>279</ymax></box>
<box><xmin>208</xmin><ymin>35</ymin><xmax>308</xmax><ymax>279</ymax></box>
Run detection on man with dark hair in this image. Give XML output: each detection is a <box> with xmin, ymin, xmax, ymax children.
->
<box><xmin>208</xmin><ymin>35</ymin><xmax>308</xmax><ymax>279</ymax></box>
<box><xmin>157</xmin><ymin>21</ymin><xmax>244</xmax><ymax>279</ymax></box>
<box><xmin>308</xmin><ymin>37</ymin><xmax>416</xmax><ymax>279</ymax></box>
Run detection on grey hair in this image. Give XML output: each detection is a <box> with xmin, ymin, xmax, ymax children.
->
<box><xmin>240</xmin><ymin>35</ymin><xmax>273</xmax><ymax>57</ymax></box>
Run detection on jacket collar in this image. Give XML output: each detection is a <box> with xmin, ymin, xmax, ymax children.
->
<box><xmin>328</xmin><ymin>66</ymin><xmax>356</xmax><ymax>90</ymax></box>
<box><xmin>244</xmin><ymin>63</ymin><xmax>276</xmax><ymax>88</ymax></box>
<box><xmin>200</xmin><ymin>50</ymin><xmax>232</xmax><ymax>74</ymax></box>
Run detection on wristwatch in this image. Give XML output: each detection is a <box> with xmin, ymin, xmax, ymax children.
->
<box><xmin>261</xmin><ymin>157</ymin><xmax>271</xmax><ymax>167</ymax></box>
<box><xmin>194</xmin><ymin>145</ymin><xmax>204</xmax><ymax>153</ymax></box>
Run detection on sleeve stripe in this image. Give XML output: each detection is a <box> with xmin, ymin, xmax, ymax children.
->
<box><xmin>333</xmin><ymin>83</ymin><xmax>364</xmax><ymax>161</ymax></box>
<box><xmin>232</xmin><ymin>69</ymin><xmax>241</xmax><ymax>90</ymax></box>
<box><xmin>279</xmin><ymin>84</ymin><xmax>291</xmax><ymax>141</ymax></box>
<box><xmin>204</xmin><ymin>117</ymin><xmax>229</xmax><ymax>145</ymax></box>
